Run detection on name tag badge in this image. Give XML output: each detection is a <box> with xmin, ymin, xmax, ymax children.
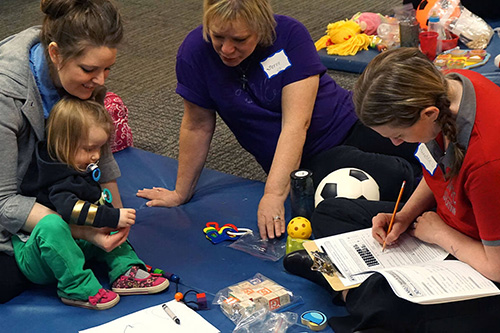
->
<box><xmin>415</xmin><ymin>143</ymin><xmax>438</xmax><ymax>175</ymax></box>
<box><xmin>260</xmin><ymin>49</ymin><xmax>291</xmax><ymax>79</ymax></box>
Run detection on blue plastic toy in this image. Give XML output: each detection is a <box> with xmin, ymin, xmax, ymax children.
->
<box><xmin>301</xmin><ymin>310</ymin><xmax>327</xmax><ymax>331</ymax></box>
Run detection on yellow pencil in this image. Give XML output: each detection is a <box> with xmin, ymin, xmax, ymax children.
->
<box><xmin>382</xmin><ymin>180</ymin><xmax>406</xmax><ymax>252</ymax></box>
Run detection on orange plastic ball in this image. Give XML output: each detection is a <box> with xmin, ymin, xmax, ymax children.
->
<box><xmin>416</xmin><ymin>0</ymin><xmax>438</xmax><ymax>30</ymax></box>
<box><xmin>175</xmin><ymin>292</ymin><xmax>184</xmax><ymax>301</ymax></box>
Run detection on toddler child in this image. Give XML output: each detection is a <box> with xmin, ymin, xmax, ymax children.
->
<box><xmin>14</xmin><ymin>97</ymin><xmax>169</xmax><ymax>310</ymax></box>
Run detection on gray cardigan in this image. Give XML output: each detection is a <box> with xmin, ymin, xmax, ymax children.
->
<box><xmin>0</xmin><ymin>27</ymin><xmax>121</xmax><ymax>254</ymax></box>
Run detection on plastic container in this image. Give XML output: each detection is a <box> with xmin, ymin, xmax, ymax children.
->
<box><xmin>434</xmin><ymin>53</ymin><xmax>451</xmax><ymax>68</ymax></box>
<box><xmin>431</xmin><ymin>0</ymin><xmax>494</xmax><ymax>49</ymax></box>
<box><xmin>450</xmin><ymin>49</ymin><xmax>467</xmax><ymax>57</ymax></box>
<box><xmin>377</xmin><ymin>16</ymin><xmax>400</xmax><ymax>48</ymax></box>
<box><xmin>428</xmin><ymin>11</ymin><xmax>446</xmax><ymax>54</ymax></box>
<box><xmin>394</xmin><ymin>3</ymin><xmax>420</xmax><ymax>48</ymax></box>
<box><xmin>289</xmin><ymin>169</ymin><xmax>314</xmax><ymax>220</ymax></box>
<box><xmin>447</xmin><ymin>58</ymin><xmax>465</xmax><ymax>69</ymax></box>
<box><xmin>469</xmin><ymin>49</ymin><xmax>487</xmax><ymax>58</ymax></box>
<box><xmin>467</xmin><ymin>55</ymin><xmax>482</xmax><ymax>63</ymax></box>
<box><xmin>440</xmin><ymin>33</ymin><xmax>458</xmax><ymax>51</ymax></box>
<box><xmin>419</xmin><ymin>31</ymin><xmax>439</xmax><ymax>60</ymax></box>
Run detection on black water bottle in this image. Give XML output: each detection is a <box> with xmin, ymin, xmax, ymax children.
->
<box><xmin>289</xmin><ymin>169</ymin><xmax>315</xmax><ymax>220</ymax></box>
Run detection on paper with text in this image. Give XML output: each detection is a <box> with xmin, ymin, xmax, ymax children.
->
<box><xmin>314</xmin><ymin>228</ymin><xmax>448</xmax><ymax>287</ymax></box>
<box><xmin>79</xmin><ymin>300</ymin><xmax>220</xmax><ymax>333</ymax></box>
<box><xmin>377</xmin><ymin>261</ymin><xmax>500</xmax><ymax>304</ymax></box>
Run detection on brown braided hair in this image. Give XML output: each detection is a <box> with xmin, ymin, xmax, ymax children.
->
<box><xmin>353</xmin><ymin>47</ymin><xmax>465</xmax><ymax>179</ymax></box>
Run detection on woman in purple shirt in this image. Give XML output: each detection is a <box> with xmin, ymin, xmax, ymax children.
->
<box><xmin>138</xmin><ymin>0</ymin><xmax>419</xmax><ymax>240</ymax></box>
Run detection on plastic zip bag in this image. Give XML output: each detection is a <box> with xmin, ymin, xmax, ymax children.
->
<box><xmin>213</xmin><ymin>273</ymin><xmax>303</xmax><ymax>325</ymax></box>
<box><xmin>228</xmin><ymin>232</ymin><xmax>286</xmax><ymax>261</ymax></box>
<box><xmin>431</xmin><ymin>0</ymin><xmax>493</xmax><ymax>49</ymax></box>
<box><xmin>233</xmin><ymin>309</ymin><xmax>298</xmax><ymax>333</ymax></box>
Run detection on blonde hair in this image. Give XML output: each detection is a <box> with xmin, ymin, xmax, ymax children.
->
<box><xmin>203</xmin><ymin>0</ymin><xmax>276</xmax><ymax>47</ymax></box>
<box><xmin>46</xmin><ymin>97</ymin><xmax>114</xmax><ymax>171</ymax></box>
<box><xmin>354</xmin><ymin>47</ymin><xmax>464</xmax><ymax>179</ymax></box>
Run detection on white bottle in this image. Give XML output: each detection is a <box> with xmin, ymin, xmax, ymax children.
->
<box><xmin>428</xmin><ymin>11</ymin><xmax>446</xmax><ymax>54</ymax></box>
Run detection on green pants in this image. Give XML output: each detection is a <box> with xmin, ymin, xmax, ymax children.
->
<box><xmin>12</xmin><ymin>214</ymin><xmax>144</xmax><ymax>300</ymax></box>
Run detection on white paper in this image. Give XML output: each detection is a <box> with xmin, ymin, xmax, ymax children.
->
<box><xmin>377</xmin><ymin>261</ymin><xmax>500</xmax><ymax>304</ymax></box>
<box><xmin>79</xmin><ymin>300</ymin><xmax>220</xmax><ymax>333</ymax></box>
<box><xmin>314</xmin><ymin>228</ymin><xmax>449</xmax><ymax>287</ymax></box>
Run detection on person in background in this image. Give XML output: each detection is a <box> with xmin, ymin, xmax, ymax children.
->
<box><xmin>307</xmin><ymin>47</ymin><xmax>500</xmax><ymax>332</ymax></box>
<box><xmin>138</xmin><ymin>0</ymin><xmax>420</xmax><ymax>240</ymax></box>
<box><xmin>1</xmin><ymin>0</ymin><xmax>131</xmax><ymax>303</ymax></box>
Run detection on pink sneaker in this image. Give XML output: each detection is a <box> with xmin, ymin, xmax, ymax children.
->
<box><xmin>112</xmin><ymin>266</ymin><xmax>169</xmax><ymax>295</ymax></box>
<box><xmin>61</xmin><ymin>288</ymin><xmax>120</xmax><ymax>310</ymax></box>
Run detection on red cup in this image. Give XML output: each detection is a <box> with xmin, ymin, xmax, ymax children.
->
<box><xmin>419</xmin><ymin>31</ymin><xmax>438</xmax><ymax>61</ymax></box>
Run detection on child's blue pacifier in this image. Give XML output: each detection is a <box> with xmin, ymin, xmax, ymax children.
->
<box><xmin>100</xmin><ymin>188</ymin><xmax>113</xmax><ymax>204</ymax></box>
<box><xmin>86</xmin><ymin>163</ymin><xmax>101</xmax><ymax>182</ymax></box>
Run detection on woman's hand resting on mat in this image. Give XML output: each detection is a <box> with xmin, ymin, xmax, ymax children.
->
<box><xmin>257</xmin><ymin>193</ymin><xmax>286</xmax><ymax>240</ymax></box>
<box><xmin>136</xmin><ymin>187</ymin><xmax>186</xmax><ymax>207</ymax></box>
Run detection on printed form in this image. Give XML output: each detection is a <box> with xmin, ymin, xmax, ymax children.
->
<box><xmin>314</xmin><ymin>228</ymin><xmax>449</xmax><ymax>287</ymax></box>
<box><xmin>376</xmin><ymin>260</ymin><xmax>500</xmax><ymax>304</ymax></box>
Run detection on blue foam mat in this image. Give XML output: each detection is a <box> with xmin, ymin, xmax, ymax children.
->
<box><xmin>319</xmin><ymin>47</ymin><xmax>380</xmax><ymax>74</ymax></box>
<box><xmin>1</xmin><ymin>147</ymin><xmax>347</xmax><ymax>332</ymax></box>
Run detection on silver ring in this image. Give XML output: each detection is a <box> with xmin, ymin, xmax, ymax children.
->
<box><xmin>412</xmin><ymin>222</ymin><xmax>418</xmax><ymax>229</ymax></box>
<box><xmin>273</xmin><ymin>215</ymin><xmax>281</xmax><ymax>222</ymax></box>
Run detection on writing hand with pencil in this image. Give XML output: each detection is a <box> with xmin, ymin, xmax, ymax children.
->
<box><xmin>372</xmin><ymin>181</ymin><xmax>407</xmax><ymax>250</ymax></box>
<box><xmin>372</xmin><ymin>211</ymin><xmax>407</xmax><ymax>249</ymax></box>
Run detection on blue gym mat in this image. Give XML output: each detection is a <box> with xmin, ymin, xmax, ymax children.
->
<box><xmin>321</xmin><ymin>19</ymin><xmax>500</xmax><ymax>84</ymax></box>
<box><xmin>1</xmin><ymin>147</ymin><xmax>347</xmax><ymax>332</ymax></box>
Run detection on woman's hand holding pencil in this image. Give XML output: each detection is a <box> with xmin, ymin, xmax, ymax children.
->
<box><xmin>382</xmin><ymin>181</ymin><xmax>406</xmax><ymax>251</ymax></box>
<box><xmin>371</xmin><ymin>181</ymin><xmax>406</xmax><ymax>250</ymax></box>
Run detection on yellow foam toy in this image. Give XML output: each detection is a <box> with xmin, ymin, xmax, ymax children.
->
<box><xmin>315</xmin><ymin>19</ymin><xmax>371</xmax><ymax>56</ymax></box>
<box><xmin>286</xmin><ymin>217</ymin><xmax>313</xmax><ymax>254</ymax></box>
<box><xmin>287</xmin><ymin>217</ymin><xmax>312</xmax><ymax>239</ymax></box>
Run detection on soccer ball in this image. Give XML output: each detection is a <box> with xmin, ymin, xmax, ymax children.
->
<box><xmin>314</xmin><ymin>168</ymin><xmax>379</xmax><ymax>206</ymax></box>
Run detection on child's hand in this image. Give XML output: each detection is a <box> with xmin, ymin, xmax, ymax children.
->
<box><xmin>118</xmin><ymin>208</ymin><xmax>136</xmax><ymax>228</ymax></box>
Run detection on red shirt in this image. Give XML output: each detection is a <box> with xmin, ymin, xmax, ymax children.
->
<box><xmin>423</xmin><ymin>70</ymin><xmax>500</xmax><ymax>243</ymax></box>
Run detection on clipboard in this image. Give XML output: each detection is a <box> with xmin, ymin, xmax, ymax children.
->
<box><xmin>303</xmin><ymin>241</ymin><xmax>360</xmax><ymax>291</ymax></box>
